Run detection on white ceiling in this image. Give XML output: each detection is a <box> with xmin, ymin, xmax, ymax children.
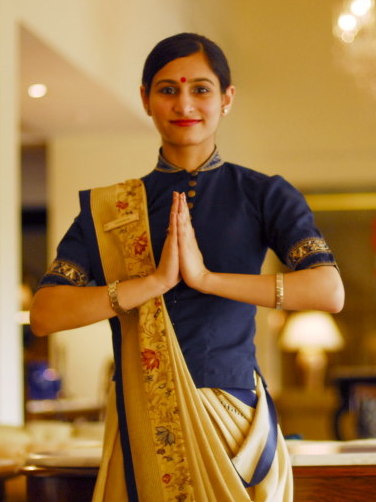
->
<box><xmin>20</xmin><ymin>27</ymin><xmax>143</xmax><ymax>145</ymax></box>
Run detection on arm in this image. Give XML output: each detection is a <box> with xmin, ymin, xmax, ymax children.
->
<box><xmin>30</xmin><ymin>192</ymin><xmax>181</xmax><ymax>336</ymax></box>
<box><xmin>177</xmin><ymin>193</ymin><xmax>344</xmax><ymax>313</ymax></box>
<box><xmin>190</xmin><ymin>266</ymin><xmax>344</xmax><ymax>313</ymax></box>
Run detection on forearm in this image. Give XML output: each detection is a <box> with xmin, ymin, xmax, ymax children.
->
<box><xmin>197</xmin><ymin>266</ymin><xmax>344</xmax><ymax>313</ymax></box>
<box><xmin>30</xmin><ymin>273</ymin><xmax>167</xmax><ymax>336</ymax></box>
<box><xmin>31</xmin><ymin>194</ymin><xmax>181</xmax><ymax>337</ymax></box>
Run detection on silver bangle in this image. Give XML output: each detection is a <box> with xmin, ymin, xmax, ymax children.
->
<box><xmin>275</xmin><ymin>273</ymin><xmax>284</xmax><ymax>310</ymax></box>
<box><xmin>108</xmin><ymin>280</ymin><xmax>128</xmax><ymax>316</ymax></box>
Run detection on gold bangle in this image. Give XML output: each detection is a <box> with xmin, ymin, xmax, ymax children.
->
<box><xmin>108</xmin><ymin>280</ymin><xmax>127</xmax><ymax>316</ymax></box>
<box><xmin>275</xmin><ymin>273</ymin><xmax>284</xmax><ymax>310</ymax></box>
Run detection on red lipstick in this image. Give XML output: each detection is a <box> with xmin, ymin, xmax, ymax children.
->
<box><xmin>170</xmin><ymin>119</ymin><xmax>202</xmax><ymax>127</ymax></box>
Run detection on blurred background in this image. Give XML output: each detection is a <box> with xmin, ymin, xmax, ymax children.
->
<box><xmin>1</xmin><ymin>0</ymin><xmax>376</xmax><ymax>455</ymax></box>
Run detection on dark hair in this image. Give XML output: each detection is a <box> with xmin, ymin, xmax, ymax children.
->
<box><xmin>142</xmin><ymin>32</ymin><xmax>232</xmax><ymax>95</ymax></box>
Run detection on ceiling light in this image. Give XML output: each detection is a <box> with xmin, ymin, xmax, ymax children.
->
<box><xmin>28</xmin><ymin>83</ymin><xmax>48</xmax><ymax>99</ymax></box>
<box><xmin>350</xmin><ymin>0</ymin><xmax>373</xmax><ymax>17</ymax></box>
<box><xmin>338</xmin><ymin>13</ymin><xmax>358</xmax><ymax>31</ymax></box>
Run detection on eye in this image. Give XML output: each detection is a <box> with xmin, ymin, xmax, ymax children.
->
<box><xmin>192</xmin><ymin>86</ymin><xmax>211</xmax><ymax>94</ymax></box>
<box><xmin>159</xmin><ymin>86</ymin><xmax>177</xmax><ymax>95</ymax></box>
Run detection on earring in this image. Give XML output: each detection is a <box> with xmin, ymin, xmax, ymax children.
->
<box><xmin>222</xmin><ymin>107</ymin><xmax>229</xmax><ymax>116</ymax></box>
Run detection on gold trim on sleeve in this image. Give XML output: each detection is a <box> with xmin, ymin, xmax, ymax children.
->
<box><xmin>45</xmin><ymin>259</ymin><xmax>88</xmax><ymax>286</ymax></box>
<box><xmin>287</xmin><ymin>237</ymin><xmax>333</xmax><ymax>269</ymax></box>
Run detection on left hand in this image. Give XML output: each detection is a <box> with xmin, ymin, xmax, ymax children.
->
<box><xmin>154</xmin><ymin>191</ymin><xmax>181</xmax><ymax>292</ymax></box>
<box><xmin>177</xmin><ymin>192</ymin><xmax>209</xmax><ymax>291</ymax></box>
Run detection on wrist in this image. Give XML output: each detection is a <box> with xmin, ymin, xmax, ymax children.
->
<box><xmin>194</xmin><ymin>269</ymin><xmax>213</xmax><ymax>294</ymax></box>
<box><xmin>148</xmin><ymin>272</ymin><xmax>173</xmax><ymax>296</ymax></box>
<box><xmin>113</xmin><ymin>275</ymin><xmax>168</xmax><ymax>315</ymax></box>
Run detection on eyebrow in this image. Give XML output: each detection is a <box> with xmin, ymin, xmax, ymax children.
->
<box><xmin>154</xmin><ymin>77</ymin><xmax>216</xmax><ymax>86</ymax></box>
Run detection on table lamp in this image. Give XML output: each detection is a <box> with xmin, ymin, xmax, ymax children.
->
<box><xmin>280</xmin><ymin>311</ymin><xmax>344</xmax><ymax>390</ymax></box>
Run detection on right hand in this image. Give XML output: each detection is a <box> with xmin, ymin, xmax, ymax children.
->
<box><xmin>153</xmin><ymin>191</ymin><xmax>181</xmax><ymax>292</ymax></box>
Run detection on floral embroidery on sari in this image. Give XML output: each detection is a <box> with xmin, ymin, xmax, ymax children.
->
<box><xmin>133</xmin><ymin>231</ymin><xmax>148</xmax><ymax>256</ymax></box>
<box><xmin>112</xmin><ymin>179</ymin><xmax>194</xmax><ymax>501</ymax></box>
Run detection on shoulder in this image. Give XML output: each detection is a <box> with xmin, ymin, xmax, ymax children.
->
<box><xmin>223</xmin><ymin>161</ymin><xmax>299</xmax><ymax>197</ymax></box>
<box><xmin>224</xmin><ymin>161</ymin><xmax>280</xmax><ymax>183</ymax></box>
<box><xmin>78</xmin><ymin>178</ymin><xmax>143</xmax><ymax>202</ymax></box>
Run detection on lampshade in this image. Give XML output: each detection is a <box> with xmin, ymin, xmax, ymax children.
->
<box><xmin>280</xmin><ymin>311</ymin><xmax>344</xmax><ymax>352</ymax></box>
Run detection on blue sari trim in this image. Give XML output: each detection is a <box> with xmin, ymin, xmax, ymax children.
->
<box><xmin>223</xmin><ymin>385</ymin><xmax>278</xmax><ymax>488</ymax></box>
<box><xmin>111</xmin><ymin>317</ymin><xmax>139</xmax><ymax>501</ymax></box>
<box><xmin>246</xmin><ymin>390</ymin><xmax>278</xmax><ymax>487</ymax></box>
<box><xmin>222</xmin><ymin>387</ymin><xmax>258</xmax><ymax>408</ymax></box>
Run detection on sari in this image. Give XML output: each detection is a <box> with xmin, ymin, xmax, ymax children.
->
<box><xmin>90</xmin><ymin>179</ymin><xmax>293</xmax><ymax>502</ymax></box>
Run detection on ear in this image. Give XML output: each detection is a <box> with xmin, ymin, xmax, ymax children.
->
<box><xmin>140</xmin><ymin>86</ymin><xmax>151</xmax><ymax>116</ymax></box>
<box><xmin>221</xmin><ymin>85</ymin><xmax>236</xmax><ymax>115</ymax></box>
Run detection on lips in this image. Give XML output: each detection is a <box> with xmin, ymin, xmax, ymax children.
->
<box><xmin>170</xmin><ymin>119</ymin><xmax>202</xmax><ymax>127</ymax></box>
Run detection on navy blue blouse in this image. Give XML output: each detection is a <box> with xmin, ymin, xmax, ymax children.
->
<box><xmin>39</xmin><ymin>150</ymin><xmax>336</xmax><ymax>390</ymax></box>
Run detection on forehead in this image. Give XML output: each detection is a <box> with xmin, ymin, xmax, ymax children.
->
<box><xmin>153</xmin><ymin>51</ymin><xmax>219</xmax><ymax>83</ymax></box>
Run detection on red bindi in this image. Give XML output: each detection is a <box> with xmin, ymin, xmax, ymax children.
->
<box><xmin>180</xmin><ymin>77</ymin><xmax>187</xmax><ymax>83</ymax></box>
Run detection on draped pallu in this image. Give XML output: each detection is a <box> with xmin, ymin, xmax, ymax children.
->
<box><xmin>90</xmin><ymin>179</ymin><xmax>293</xmax><ymax>502</ymax></box>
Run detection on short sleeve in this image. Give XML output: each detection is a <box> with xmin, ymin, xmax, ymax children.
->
<box><xmin>262</xmin><ymin>176</ymin><xmax>337</xmax><ymax>270</ymax></box>
<box><xmin>38</xmin><ymin>212</ymin><xmax>91</xmax><ymax>288</ymax></box>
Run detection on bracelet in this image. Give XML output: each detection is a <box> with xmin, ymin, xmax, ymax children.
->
<box><xmin>108</xmin><ymin>280</ymin><xmax>128</xmax><ymax>316</ymax></box>
<box><xmin>275</xmin><ymin>273</ymin><xmax>284</xmax><ymax>310</ymax></box>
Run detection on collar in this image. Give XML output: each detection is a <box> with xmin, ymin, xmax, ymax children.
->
<box><xmin>154</xmin><ymin>147</ymin><xmax>224</xmax><ymax>173</ymax></box>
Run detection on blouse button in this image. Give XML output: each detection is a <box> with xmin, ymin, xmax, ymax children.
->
<box><xmin>187</xmin><ymin>190</ymin><xmax>196</xmax><ymax>198</ymax></box>
<box><xmin>188</xmin><ymin>180</ymin><xmax>197</xmax><ymax>187</ymax></box>
<box><xmin>187</xmin><ymin>202</ymin><xmax>194</xmax><ymax>209</ymax></box>
<box><xmin>191</xmin><ymin>171</ymin><xmax>199</xmax><ymax>177</ymax></box>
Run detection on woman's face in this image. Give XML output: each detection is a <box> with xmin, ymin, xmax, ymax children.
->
<box><xmin>141</xmin><ymin>51</ymin><xmax>234</xmax><ymax>154</ymax></box>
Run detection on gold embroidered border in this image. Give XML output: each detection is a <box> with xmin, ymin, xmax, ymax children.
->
<box><xmin>45</xmin><ymin>259</ymin><xmax>88</xmax><ymax>286</ymax></box>
<box><xmin>287</xmin><ymin>237</ymin><xmax>333</xmax><ymax>269</ymax></box>
<box><xmin>110</xmin><ymin>180</ymin><xmax>194</xmax><ymax>501</ymax></box>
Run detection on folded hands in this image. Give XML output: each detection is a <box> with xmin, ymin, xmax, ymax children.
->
<box><xmin>155</xmin><ymin>191</ymin><xmax>209</xmax><ymax>293</ymax></box>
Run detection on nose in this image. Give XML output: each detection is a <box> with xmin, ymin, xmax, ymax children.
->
<box><xmin>172</xmin><ymin>89</ymin><xmax>194</xmax><ymax>115</ymax></box>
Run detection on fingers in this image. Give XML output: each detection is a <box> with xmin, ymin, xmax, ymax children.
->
<box><xmin>156</xmin><ymin>192</ymin><xmax>181</xmax><ymax>291</ymax></box>
<box><xmin>168</xmin><ymin>192</ymin><xmax>179</xmax><ymax>236</ymax></box>
<box><xmin>175</xmin><ymin>192</ymin><xmax>207</xmax><ymax>290</ymax></box>
<box><xmin>177</xmin><ymin>192</ymin><xmax>193</xmax><ymax>234</ymax></box>
<box><xmin>178</xmin><ymin>192</ymin><xmax>189</xmax><ymax>217</ymax></box>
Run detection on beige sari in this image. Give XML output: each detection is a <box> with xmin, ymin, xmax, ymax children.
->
<box><xmin>90</xmin><ymin>179</ymin><xmax>293</xmax><ymax>502</ymax></box>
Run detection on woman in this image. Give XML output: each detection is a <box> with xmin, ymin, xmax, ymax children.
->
<box><xmin>31</xmin><ymin>33</ymin><xmax>344</xmax><ymax>501</ymax></box>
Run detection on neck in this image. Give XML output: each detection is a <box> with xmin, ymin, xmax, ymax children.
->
<box><xmin>161</xmin><ymin>143</ymin><xmax>216</xmax><ymax>172</ymax></box>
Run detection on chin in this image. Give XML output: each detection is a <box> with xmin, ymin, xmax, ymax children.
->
<box><xmin>164</xmin><ymin>132</ymin><xmax>215</xmax><ymax>149</ymax></box>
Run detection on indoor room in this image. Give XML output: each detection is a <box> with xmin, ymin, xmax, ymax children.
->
<box><xmin>1</xmin><ymin>0</ymin><xmax>376</xmax><ymax>501</ymax></box>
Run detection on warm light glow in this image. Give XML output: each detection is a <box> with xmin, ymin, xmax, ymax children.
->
<box><xmin>280</xmin><ymin>311</ymin><xmax>344</xmax><ymax>389</ymax></box>
<box><xmin>28</xmin><ymin>83</ymin><xmax>48</xmax><ymax>98</ymax></box>
<box><xmin>334</xmin><ymin>0</ymin><xmax>376</xmax><ymax>98</ymax></box>
<box><xmin>280</xmin><ymin>311</ymin><xmax>344</xmax><ymax>351</ymax></box>
<box><xmin>341</xmin><ymin>31</ymin><xmax>356</xmax><ymax>43</ymax></box>
<box><xmin>338</xmin><ymin>12</ymin><xmax>358</xmax><ymax>31</ymax></box>
<box><xmin>350</xmin><ymin>0</ymin><xmax>373</xmax><ymax>17</ymax></box>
